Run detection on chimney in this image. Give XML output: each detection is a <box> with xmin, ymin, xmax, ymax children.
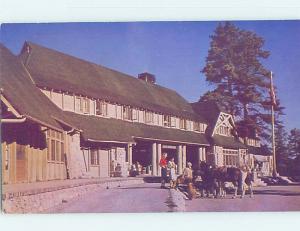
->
<box><xmin>138</xmin><ymin>72</ymin><xmax>156</xmax><ymax>84</ymax></box>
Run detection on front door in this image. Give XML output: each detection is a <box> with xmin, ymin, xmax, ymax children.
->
<box><xmin>99</xmin><ymin>150</ymin><xmax>109</xmax><ymax>178</ymax></box>
<box><xmin>16</xmin><ymin>144</ymin><xmax>27</xmax><ymax>183</ymax></box>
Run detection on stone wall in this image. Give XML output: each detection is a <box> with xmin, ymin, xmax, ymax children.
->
<box><xmin>2</xmin><ymin>178</ymin><xmax>144</xmax><ymax>213</ymax></box>
<box><xmin>68</xmin><ymin>133</ymin><xmax>87</xmax><ymax>179</ymax></box>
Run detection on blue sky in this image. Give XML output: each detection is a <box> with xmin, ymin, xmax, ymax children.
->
<box><xmin>1</xmin><ymin>21</ymin><xmax>299</xmax><ymax>131</ymax></box>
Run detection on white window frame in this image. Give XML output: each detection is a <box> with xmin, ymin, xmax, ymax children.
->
<box><xmin>96</xmin><ymin>100</ymin><xmax>108</xmax><ymax>116</ymax></box>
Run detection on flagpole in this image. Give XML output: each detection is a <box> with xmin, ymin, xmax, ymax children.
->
<box><xmin>270</xmin><ymin>71</ymin><xmax>277</xmax><ymax>176</ymax></box>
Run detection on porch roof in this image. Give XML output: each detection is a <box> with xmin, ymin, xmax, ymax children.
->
<box><xmin>64</xmin><ymin>111</ymin><xmax>209</xmax><ymax>146</ymax></box>
<box><xmin>209</xmin><ymin>135</ymin><xmax>247</xmax><ymax>149</ymax></box>
<box><xmin>248</xmin><ymin>145</ymin><xmax>272</xmax><ymax>156</ymax></box>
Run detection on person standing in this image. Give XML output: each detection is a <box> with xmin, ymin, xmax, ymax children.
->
<box><xmin>183</xmin><ymin>162</ymin><xmax>193</xmax><ymax>184</ymax></box>
<box><xmin>159</xmin><ymin>153</ymin><xmax>168</xmax><ymax>188</ymax></box>
<box><xmin>168</xmin><ymin>157</ymin><xmax>177</xmax><ymax>188</ymax></box>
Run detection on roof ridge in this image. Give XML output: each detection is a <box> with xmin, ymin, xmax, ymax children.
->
<box><xmin>22</xmin><ymin>41</ymin><xmax>184</xmax><ymax>95</ymax></box>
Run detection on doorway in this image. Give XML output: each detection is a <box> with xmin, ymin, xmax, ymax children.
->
<box><xmin>16</xmin><ymin>144</ymin><xmax>27</xmax><ymax>183</ymax></box>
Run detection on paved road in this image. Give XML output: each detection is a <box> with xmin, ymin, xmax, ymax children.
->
<box><xmin>49</xmin><ymin>183</ymin><xmax>300</xmax><ymax>213</ymax></box>
<box><xmin>51</xmin><ymin>183</ymin><xmax>174</xmax><ymax>213</ymax></box>
<box><xmin>186</xmin><ymin>185</ymin><xmax>300</xmax><ymax>212</ymax></box>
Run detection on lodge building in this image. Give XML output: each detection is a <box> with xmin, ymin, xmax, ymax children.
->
<box><xmin>1</xmin><ymin>42</ymin><xmax>272</xmax><ymax>185</ymax></box>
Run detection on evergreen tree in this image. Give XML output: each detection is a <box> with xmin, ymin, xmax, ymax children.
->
<box><xmin>288</xmin><ymin>128</ymin><xmax>300</xmax><ymax>158</ymax></box>
<box><xmin>275</xmin><ymin>124</ymin><xmax>289</xmax><ymax>175</ymax></box>
<box><xmin>201</xmin><ymin>22</ymin><xmax>284</xmax><ymax>142</ymax></box>
<box><xmin>288</xmin><ymin>128</ymin><xmax>300</xmax><ymax>176</ymax></box>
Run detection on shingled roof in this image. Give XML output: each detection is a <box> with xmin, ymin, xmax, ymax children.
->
<box><xmin>248</xmin><ymin>145</ymin><xmax>272</xmax><ymax>156</ymax></box>
<box><xmin>0</xmin><ymin>44</ymin><xmax>70</xmax><ymax>131</ymax></box>
<box><xmin>192</xmin><ymin>101</ymin><xmax>233</xmax><ymax>136</ymax></box>
<box><xmin>191</xmin><ymin>101</ymin><xmax>246</xmax><ymax>149</ymax></box>
<box><xmin>64</xmin><ymin>111</ymin><xmax>209</xmax><ymax>145</ymax></box>
<box><xmin>19</xmin><ymin>41</ymin><xmax>205</xmax><ymax>122</ymax></box>
<box><xmin>208</xmin><ymin>135</ymin><xmax>247</xmax><ymax>149</ymax></box>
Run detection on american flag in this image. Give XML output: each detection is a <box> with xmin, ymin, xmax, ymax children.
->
<box><xmin>270</xmin><ymin>72</ymin><xmax>277</xmax><ymax>106</ymax></box>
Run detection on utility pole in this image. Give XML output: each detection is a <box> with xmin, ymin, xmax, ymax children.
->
<box><xmin>270</xmin><ymin>71</ymin><xmax>277</xmax><ymax>177</ymax></box>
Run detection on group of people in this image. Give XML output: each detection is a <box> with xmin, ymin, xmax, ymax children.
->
<box><xmin>159</xmin><ymin>152</ymin><xmax>193</xmax><ymax>189</ymax></box>
<box><xmin>159</xmin><ymin>153</ymin><xmax>255</xmax><ymax>199</ymax></box>
<box><xmin>129</xmin><ymin>162</ymin><xmax>143</xmax><ymax>177</ymax></box>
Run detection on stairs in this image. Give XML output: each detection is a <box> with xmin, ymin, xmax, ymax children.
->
<box><xmin>253</xmin><ymin>177</ymin><xmax>267</xmax><ymax>187</ymax></box>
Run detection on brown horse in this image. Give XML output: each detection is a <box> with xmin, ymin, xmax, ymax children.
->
<box><xmin>214</xmin><ymin>166</ymin><xmax>254</xmax><ymax>198</ymax></box>
<box><xmin>196</xmin><ymin>161</ymin><xmax>218</xmax><ymax>198</ymax></box>
<box><xmin>213</xmin><ymin>166</ymin><xmax>241</xmax><ymax>198</ymax></box>
<box><xmin>197</xmin><ymin>161</ymin><xmax>253</xmax><ymax>199</ymax></box>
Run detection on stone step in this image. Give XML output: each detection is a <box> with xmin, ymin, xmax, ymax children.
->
<box><xmin>253</xmin><ymin>178</ymin><xmax>267</xmax><ymax>187</ymax></box>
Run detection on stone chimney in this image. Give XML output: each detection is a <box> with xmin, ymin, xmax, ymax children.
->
<box><xmin>138</xmin><ymin>72</ymin><xmax>156</xmax><ymax>84</ymax></box>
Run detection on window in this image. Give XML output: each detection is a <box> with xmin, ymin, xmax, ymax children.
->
<box><xmin>170</xmin><ymin>117</ymin><xmax>176</xmax><ymax>127</ymax></box>
<box><xmin>123</xmin><ymin>106</ymin><xmax>133</xmax><ymax>120</ymax></box>
<box><xmin>145</xmin><ymin>111</ymin><xmax>154</xmax><ymax>123</ymax></box>
<box><xmin>75</xmin><ymin>96</ymin><xmax>90</xmax><ymax>114</ymax></box>
<box><xmin>82</xmin><ymin>98</ymin><xmax>90</xmax><ymax>114</ymax></box>
<box><xmin>186</xmin><ymin>120</ymin><xmax>191</xmax><ymax>130</ymax></box>
<box><xmin>96</xmin><ymin>100</ymin><xmax>108</xmax><ymax>116</ymax></box>
<box><xmin>193</xmin><ymin>121</ymin><xmax>200</xmax><ymax>131</ymax></box>
<box><xmin>200</xmin><ymin>124</ymin><xmax>206</xmax><ymax>133</ymax></box>
<box><xmin>51</xmin><ymin>140</ymin><xmax>56</xmax><ymax>161</ymax></box>
<box><xmin>75</xmin><ymin>96</ymin><xmax>81</xmax><ymax>112</ymax></box>
<box><xmin>90</xmin><ymin>149</ymin><xmax>99</xmax><ymax>165</ymax></box>
<box><xmin>180</xmin><ymin>119</ymin><xmax>187</xmax><ymax>130</ymax></box>
<box><xmin>46</xmin><ymin>129</ymin><xmax>64</xmax><ymax>162</ymax></box>
<box><xmin>193</xmin><ymin>122</ymin><xmax>206</xmax><ymax>132</ymax></box>
<box><xmin>217</xmin><ymin>126</ymin><xmax>231</xmax><ymax>136</ymax></box>
<box><xmin>223</xmin><ymin>149</ymin><xmax>239</xmax><ymax>167</ymax></box>
<box><xmin>163</xmin><ymin>115</ymin><xmax>171</xmax><ymax>127</ymax></box>
<box><xmin>132</xmin><ymin>109</ymin><xmax>138</xmax><ymax>121</ymax></box>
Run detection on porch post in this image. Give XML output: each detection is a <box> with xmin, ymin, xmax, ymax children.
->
<box><xmin>182</xmin><ymin>145</ymin><xmax>187</xmax><ymax>170</ymax></box>
<box><xmin>127</xmin><ymin>143</ymin><xmax>133</xmax><ymax>167</ymax></box>
<box><xmin>177</xmin><ymin>145</ymin><xmax>183</xmax><ymax>175</ymax></box>
<box><xmin>202</xmin><ymin>147</ymin><xmax>206</xmax><ymax>162</ymax></box>
<box><xmin>197</xmin><ymin>147</ymin><xmax>202</xmax><ymax>168</ymax></box>
<box><xmin>157</xmin><ymin>143</ymin><xmax>162</xmax><ymax>176</ymax></box>
<box><xmin>152</xmin><ymin>142</ymin><xmax>157</xmax><ymax>176</ymax></box>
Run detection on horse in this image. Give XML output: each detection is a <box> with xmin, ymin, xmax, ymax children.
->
<box><xmin>213</xmin><ymin>166</ymin><xmax>241</xmax><ymax>198</ymax></box>
<box><xmin>197</xmin><ymin>161</ymin><xmax>254</xmax><ymax>199</ymax></box>
<box><xmin>196</xmin><ymin>161</ymin><xmax>218</xmax><ymax>198</ymax></box>
<box><xmin>214</xmin><ymin>165</ymin><xmax>254</xmax><ymax>198</ymax></box>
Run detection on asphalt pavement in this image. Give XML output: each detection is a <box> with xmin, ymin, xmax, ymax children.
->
<box><xmin>48</xmin><ymin>182</ymin><xmax>300</xmax><ymax>213</ymax></box>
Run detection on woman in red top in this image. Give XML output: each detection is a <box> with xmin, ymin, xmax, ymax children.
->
<box><xmin>159</xmin><ymin>153</ymin><xmax>168</xmax><ymax>188</ymax></box>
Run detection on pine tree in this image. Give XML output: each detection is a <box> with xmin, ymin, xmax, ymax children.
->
<box><xmin>275</xmin><ymin>124</ymin><xmax>289</xmax><ymax>175</ymax></box>
<box><xmin>288</xmin><ymin>128</ymin><xmax>300</xmax><ymax>176</ymax></box>
<box><xmin>201</xmin><ymin>22</ymin><xmax>284</xmax><ymax>141</ymax></box>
